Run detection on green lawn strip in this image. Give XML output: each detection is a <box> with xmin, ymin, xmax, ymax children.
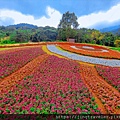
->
<box><xmin>109</xmin><ymin>47</ymin><xmax>120</xmax><ymax>52</ymax></box>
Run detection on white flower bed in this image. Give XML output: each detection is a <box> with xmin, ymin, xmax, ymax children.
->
<box><xmin>71</xmin><ymin>46</ymin><xmax>80</xmax><ymax>50</ymax></box>
<box><xmin>70</xmin><ymin>46</ymin><xmax>109</xmax><ymax>52</ymax></box>
<box><xmin>101</xmin><ymin>50</ymin><xmax>109</xmax><ymax>52</ymax></box>
<box><xmin>47</xmin><ymin>45</ymin><xmax>120</xmax><ymax>67</ymax></box>
<box><xmin>82</xmin><ymin>46</ymin><xmax>95</xmax><ymax>49</ymax></box>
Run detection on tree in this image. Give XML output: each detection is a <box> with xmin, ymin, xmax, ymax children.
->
<box><xmin>101</xmin><ymin>32</ymin><xmax>116</xmax><ymax>46</ymax></box>
<box><xmin>114</xmin><ymin>40</ymin><xmax>120</xmax><ymax>47</ymax></box>
<box><xmin>58</xmin><ymin>11</ymin><xmax>79</xmax><ymax>41</ymax></box>
<box><xmin>58</xmin><ymin>11</ymin><xmax>79</xmax><ymax>29</ymax></box>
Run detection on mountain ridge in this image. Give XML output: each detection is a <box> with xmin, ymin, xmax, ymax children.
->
<box><xmin>6</xmin><ymin>23</ymin><xmax>38</xmax><ymax>29</ymax></box>
<box><xmin>100</xmin><ymin>25</ymin><xmax>120</xmax><ymax>34</ymax></box>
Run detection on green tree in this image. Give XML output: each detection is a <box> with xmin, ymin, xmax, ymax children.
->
<box><xmin>58</xmin><ymin>11</ymin><xmax>79</xmax><ymax>41</ymax></box>
<box><xmin>58</xmin><ymin>11</ymin><xmax>79</xmax><ymax>29</ymax></box>
<box><xmin>114</xmin><ymin>40</ymin><xmax>120</xmax><ymax>47</ymax></box>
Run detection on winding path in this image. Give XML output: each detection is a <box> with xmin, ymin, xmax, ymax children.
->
<box><xmin>47</xmin><ymin>45</ymin><xmax>120</xmax><ymax>67</ymax></box>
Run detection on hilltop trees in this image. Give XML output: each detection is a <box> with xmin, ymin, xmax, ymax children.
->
<box><xmin>0</xmin><ymin>25</ymin><xmax>58</xmax><ymax>43</ymax></box>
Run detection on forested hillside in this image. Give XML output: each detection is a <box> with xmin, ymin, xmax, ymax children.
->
<box><xmin>0</xmin><ymin>24</ymin><xmax>58</xmax><ymax>44</ymax></box>
<box><xmin>0</xmin><ymin>23</ymin><xmax>120</xmax><ymax>47</ymax></box>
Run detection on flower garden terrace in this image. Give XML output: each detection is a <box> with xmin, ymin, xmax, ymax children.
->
<box><xmin>1</xmin><ymin>42</ymin><xmax>120</xmax><ymax>58</ymax></box>
<box><xmin>0</xmin><ymin>42</ymin><xmax>120</xmax><ymax>115</ymax></box>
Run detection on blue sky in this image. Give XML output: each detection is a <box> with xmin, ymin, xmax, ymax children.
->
<box><xmin>0</xmin><ymin>0</ymin><xmax>120</xmax><ymax>29</ymax></box>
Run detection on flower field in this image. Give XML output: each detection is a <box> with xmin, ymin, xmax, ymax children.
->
<box><xmin>79</xmin><ymin>64</ymin><xmax>120</xmax><ymax>114</ymax></box>
<box><xmin>0</xmin><ymin>46</ymin><xmax>45</xmax><ymax>79</ymax></box>
<box><xmin>0</xmin><ymin>54</ymin><xmax>49</xmax><ymax>96</ymax></box>
<box><xmin>95</xmin><ymin>65</ymin><xmax>120</xmax><ymax>92</ymax></box>
<box><xmin>0</xmin><ymin>55</ymin><xmax>101</xmax><ymax>114</ymax></box>
<box><xmin>0</xmin><ymin>42</ymin><xmax>120</xmax><ymax>115</ymax></box>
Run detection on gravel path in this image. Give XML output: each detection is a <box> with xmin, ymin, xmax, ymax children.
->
<box><xmin>47</xmin><ymin>45</ymin><xmax>120</xmax><ymax>67</ymax></box>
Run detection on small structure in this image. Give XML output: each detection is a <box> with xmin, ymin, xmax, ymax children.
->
<box><xmin>67</xmin><ymin>38</ymin><xmax>75</xmax><ymax>42</ymax></box>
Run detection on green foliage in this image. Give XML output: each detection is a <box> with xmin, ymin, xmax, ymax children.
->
<box><xmin>58</xmin><ymin>11</ymin><xmax>78</xmax><ymax>40</ymax></box>
<box><xmin>6</xmin><ymin>108</ymin><xmax>10</xmax><ymax>113</ymax></box>
<box><xmin>81</xmin><ymin>105</ymin><xmax>86</xmax><ymax>110</ymax></box>
<box><xmin>91</xmin><ymin>40</ymin><xmax>95</xmax><ymax>44</ymax></box>
<box><xmin>0</xmin><ymin>39</ymin><xmax>15</xmax><ymax>44</ymax></box>
<box><xmin>36</xmin><ymin>95</ymin><xmax>39</xmax><ymax>100</ymax></box>
<box><xmin>110</xmin><ymin>47</ymin><xmax>120</xmax><ymax>52</ymax></box>
<box><xmin>0</xmin><ymin>22</ymin><xmax>119</xmax><ymax>47</ymax></box>
<box><xmin>36</xmin><ymin>107</ymin><xmax>49</xmax><ymax>114</ymax></box>
<box><xmin>91</xmin><ymin>97</ymin><xmax>95</xmax><ymax>101</ymax></box>
<box><xmin>114</xmin><ymin>40</ymin><xmax>120</xmax><ymax>47</ymax></box>
<box><xmin>0</xmin><ymin>25</ymin><xmax>58</xmax><ymax>44</ymax></box>
<box><xmin>58</xmin><ymin>27</ymin><xmax>77</xmax><ymax>41</ymax></box>
<box><xmin>116</xmin><ymin>105</ymin><xmax>120</xmax><ymax>109</ymax></box>
<box><xmin>58</xmin><ymin>11</ymin><xmax>79</xmax><ymax>29</ymax></box>
<box><xmin>30</xmin><ymin>107</ymin><xmax>36</xmax><ymax>112</ymax></box>
<box><xmin>81</xmin><ymin>112</ymin><xmax>88</xmax><ymax>114</ymax></box>
<box><xmin>93</xmin><ymin>104</ymin><xmax>98</xmax><ymax>110</ymax></box>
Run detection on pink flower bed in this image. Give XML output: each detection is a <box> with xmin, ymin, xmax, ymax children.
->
<box><xmin>0</xmin><ymin>56</ymin><xmax>101</xmax><ymax>114</ymax></box>
<box><xmin>96</xmin><ymin>65</ymin><xmax>120</xmax><ymax>92</ymax></box>
<box><xmin>0</xmin><ymin>47</ymin><xmax>45</xmax><ymax>79</ymax></box>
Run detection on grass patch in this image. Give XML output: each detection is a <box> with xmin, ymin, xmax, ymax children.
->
<box><xmin>109</xmin><ymin>47</ymin><xmax>120</xmax><ymax>52</ymax></box>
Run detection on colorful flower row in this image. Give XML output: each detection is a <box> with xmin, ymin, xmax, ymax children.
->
<box><xmin>47</xmin><ymin>45</ymin><xmax>120</xmax><ymax>67</ymax></box>
<box><xmin>95</xmin><ymin>65</ymin><xmax>120</xmax><ymax>92</ymax></box>
<box><xmin>0</xmin><ymin>42</ymin><xmax>110</xmax><ymax>49</ymax></box>
<box><xmin>0</xmin><ymin>55</ymin><xmax>101</xmax><ymax>114</ymax></box>
<box><xmin>79</xmin><ymin>64</ymin><xmax>120</xmax><ymax>114</ymax></box>
<box><xmin>0</xmin><ymin>46</ymin><xmax>45</xmax><ymax>79</ymax></box>
<box><xmin>58</xmin><ymin>44</ymin><xmax>120</xmax><ymax>59</ymax></box>
<box><xmin>0</xmin><ymin>54</ymin><xmax>49</xmax><ymax>96</ymax></box>
<box><xmin>0</xmin><ymin>47</ymin><xmax>29</xmax><ymax>55</ymax></box>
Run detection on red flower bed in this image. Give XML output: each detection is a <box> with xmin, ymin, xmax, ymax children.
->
<box><xmin>0</xmin><ymin>54</ymin><xmax>49</xmax><ymax>95</ymax></box>
<box><xmin>0</xmin><ymin>56</ymin><xmax>101</xmax><ymax>114</ymax></box>
<box><xmin>0</xmin><ymin>47</ymin><xmax>30</xmax><ymax>55</ymax></box>
<box><xmin>0</xmin><ymin>46</ymin><xmax>45</xmax><ymax>79</ymax></box>
<box><xmin>58</xmin><ymin>44</ymin><xmax>120</xmax><ymax>59</ymax></box>
<box><xmin>96</xmin><ymin>65</ymin><xmax>120</xmax><ymax>92</ymax></box>
<box><xmin>80</xmin><ymin>64</ymin><xmax>120</xmax><ymax>114</ymax></box>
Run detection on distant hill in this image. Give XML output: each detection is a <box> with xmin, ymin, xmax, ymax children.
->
<box><xmin>100</xmin><ymin>25</ymin><xmax>120</xmax><ymax>34</ymax></box>
<box><xmin>7</xmin><ymin>23</ymin><xmax>38</xmax><ymax>29</ymax></box>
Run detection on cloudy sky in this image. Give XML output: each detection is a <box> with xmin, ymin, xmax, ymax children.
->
<box><xmin>0</xmin><ymin>0</ymin><xmax>120</xmax><ymax>29</ymax></box>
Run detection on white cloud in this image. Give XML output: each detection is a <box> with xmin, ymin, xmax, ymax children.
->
<box><xmin>0</xmin><ymin>3</ymin><xmax>120</xmax><ymax>28</ymax></box>
<box><xmin>78</xmin><ymin>3</ymin><xmax>120</xmax><ymax>28</ymax></box>
<box><xmin>0</xmin><ymin>6</ymin><xmax>62</xmax><ymax>27</ymax></box>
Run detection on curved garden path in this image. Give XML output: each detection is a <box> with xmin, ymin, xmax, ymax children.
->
<box><xmin>47</xmin><ymin>45</ymin><xmax>120</xmax><ymax>67</ymax></box>
<box><xmin>0</xmin><ymin>54</ymin><xmax>49</xmax><ymax>96</ymax></box>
